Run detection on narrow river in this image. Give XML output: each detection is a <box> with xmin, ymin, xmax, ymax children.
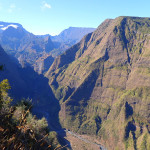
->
<box><xmin>57</xmin><ymin>129</ymin><xmax>107</xmax><ymax>150</ymax></box>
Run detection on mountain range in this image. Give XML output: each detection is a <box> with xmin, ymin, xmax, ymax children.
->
<box><xmin>0</xmin><ymin>21</ymin><xmax>95</xmax><ymax>74</ymax></box>
<box><xmin>46</xmin><ymin>16</ymin><xmax>150</xmax><ymax>150</ymax></box>
<box><xmin>1</xmin><ymin>17</ymin><xmax>150</xmax><ymax>150</ymax></box>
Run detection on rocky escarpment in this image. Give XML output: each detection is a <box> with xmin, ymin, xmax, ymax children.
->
<box><xmin>46</xmin><ymin>16</ymin><xmax>150</xmax><ymax>150</ymax></box>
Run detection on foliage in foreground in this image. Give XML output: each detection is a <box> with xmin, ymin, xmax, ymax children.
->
<box><xmin>0</xmin><ymin>79</ymin><xmax>64</xmax><ymax>150</ymax></box>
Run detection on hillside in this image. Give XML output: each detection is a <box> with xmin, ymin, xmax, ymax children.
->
<box><xmin>46</xmin><ymin>16</ymin><xmax>150</xmax><ymax>150</ymax></box>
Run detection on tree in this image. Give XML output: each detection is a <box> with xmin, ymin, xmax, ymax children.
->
<box><xmin>0</xmin><ymin>79</ymin><xmax>11</xmax><ymax>111</ymax></box>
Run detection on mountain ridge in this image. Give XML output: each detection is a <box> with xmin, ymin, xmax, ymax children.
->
<box><xmin>46</xmin><ymin>16</ymin><xmax>150</xmax><ymax>150</ymax></box>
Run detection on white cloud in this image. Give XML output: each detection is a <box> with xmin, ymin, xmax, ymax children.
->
<box><xmin>41</xmin><ymin>1</ymin><xmax>51</xmax><ymax>10</ymax></box>
<box><xmin>8</xmin><ymin>4</ymin><xmax>16</xmax><ymax>13</ymax></box>
<box><xmin>1</xmin><ymin>24</ymin><xmax>18</xmax><ymax>30</ymax></box>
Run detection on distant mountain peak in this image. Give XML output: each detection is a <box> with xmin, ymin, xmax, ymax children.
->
<box><xmin>0</xmin><ymin>22</ymin><xmax>23</xmax><ymax>32</ymax></box>
<box><xmin>52</xmin><ymin>27</ymin><xmax>96</xmax><ymax>42</ymax></box>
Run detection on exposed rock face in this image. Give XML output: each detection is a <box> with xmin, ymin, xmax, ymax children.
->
<box><xmin>46</xmin><ymin>17</ymin><xmax>150</xmax><ymax>149</ymax></box>
<box><xmin>34</xmin><ymin>54</ymin><xmax>54</xmax><ymax>74</ymax></box>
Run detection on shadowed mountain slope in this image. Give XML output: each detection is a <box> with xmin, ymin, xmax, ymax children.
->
<box><xmin>0</xmin><ymin>45</ymin><xmax>61</xmax><ymax>129</ymax></box>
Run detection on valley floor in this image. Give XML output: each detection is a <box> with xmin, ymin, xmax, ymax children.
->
<box><xmin>57</xmin><ymin>129</ymin><xmax>106</xmax><ymax>150</ymax></box>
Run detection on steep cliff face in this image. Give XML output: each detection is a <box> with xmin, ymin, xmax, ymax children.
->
<box><xmin>46</xmin><ymin>17</ymin><xmax>150</xmax><ymax>149</ymax></box>
<box><xmin>34</xmin><ymin>54</ymin><xmax>54</xmax><ymax>74</ymax></box>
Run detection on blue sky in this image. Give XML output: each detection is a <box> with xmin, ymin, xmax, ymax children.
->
<box><xmin>0</xmin><ymin>0</ymin><xmax>150</xmax><ymax>35</ymax></box>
